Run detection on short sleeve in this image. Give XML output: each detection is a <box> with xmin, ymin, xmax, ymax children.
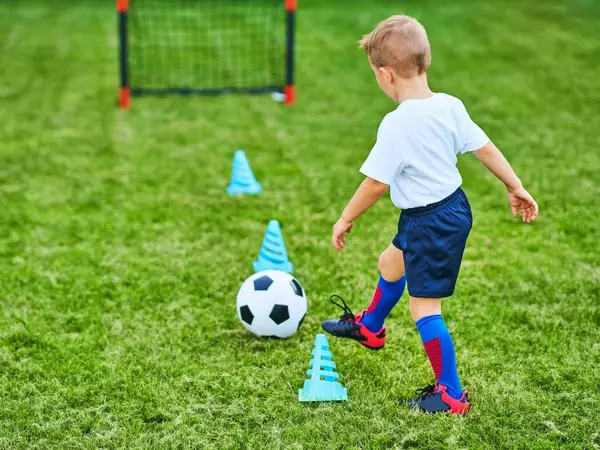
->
<box><xmin>359</xmin><ymin>117</ymin><xmax>404</xmax><ymax>184</ymax></box>
<box><xmin>459</xmin><ymin>104</ymin><xmax>490</xmax><ymax>154</ymax></box>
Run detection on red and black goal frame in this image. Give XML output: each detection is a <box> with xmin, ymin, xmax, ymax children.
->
<box><xmin>117</xmin><ymin>0</ymin><xmax>296</xmax><ymax>109</ymax></box>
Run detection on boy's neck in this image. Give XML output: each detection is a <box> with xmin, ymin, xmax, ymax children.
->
<box><xmin>394</xmin><ymin>74</ymin><xmax>434</xmax><ymax>103</ymax></box>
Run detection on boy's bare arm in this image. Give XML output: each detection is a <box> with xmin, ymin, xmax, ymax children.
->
<box><xmin>473</xmin><ymin>141</ymin><xmax>539</xmax><ymax>223</ymax></box>
<box><xmin>332</xmin><ymin>177</ymin><xmax>389</xmax><ymax>251</ymax></box>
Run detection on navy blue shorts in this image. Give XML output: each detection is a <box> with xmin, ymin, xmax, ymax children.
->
<box><xmin>392</xmin><ymin>188</ymin><xmax>472</xmax><ymax>298</ymax></box>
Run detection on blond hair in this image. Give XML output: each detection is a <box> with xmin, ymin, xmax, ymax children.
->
<box><xmin>359</xmin><ymin>15</ymin><xmax>431</xmax><ymax>78</ymax></box>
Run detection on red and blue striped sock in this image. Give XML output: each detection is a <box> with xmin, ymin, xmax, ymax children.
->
<box><xmin>360</xmin><ymin>274</ymin><xmax>406</xmax><ymax>333</ymax></box>
<box><xmin>416</xmin><ymin>314</ymin><xmax>463</xmax><ymax>399</ymax></box>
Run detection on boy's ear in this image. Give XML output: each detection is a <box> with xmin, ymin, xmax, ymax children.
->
<box><xmin>378</xmin><ymin>66</ymin><xmax>394</xmax><ymax>83</ymax></box>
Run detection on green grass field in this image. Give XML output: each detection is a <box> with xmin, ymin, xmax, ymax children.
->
<box><xmin>1</xmin><ymin>0</ymin><xmax>600</xmax><ymax>448</ymax></box>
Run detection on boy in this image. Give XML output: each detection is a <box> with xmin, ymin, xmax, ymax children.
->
<box><xmin>322</xmin><ymin>15</ymin><xmax>538</xmax><ymax>415</ymax></box>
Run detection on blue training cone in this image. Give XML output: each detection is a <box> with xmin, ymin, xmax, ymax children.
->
<box><xmin>299</xmin><ymin>334</ymin><xmax>348</xmax><ymax>402</ymax></box>
<box><xmin>253</xmin><ymin>220</ymin><xmax>293</xmax><ymax>273</ymax></box>
<box><xmin>226</xmin><ymin>150</ymin><xmax>262</xmax><ymax>195</ymax></box>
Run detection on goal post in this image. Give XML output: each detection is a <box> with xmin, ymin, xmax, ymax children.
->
<box><xmin>116</xmin><ymin>0</ymin><xmax>296</xmax><ymax>108</ymax></box>
<box><xmin>284</xmin><ymin>0</ymin><xmax>296</xmax><ymax>105</ymax></box>
<box><xmin>117</xmin><ymin>0</ymin><xmax>130</xmax><ymax>108</ymax></box>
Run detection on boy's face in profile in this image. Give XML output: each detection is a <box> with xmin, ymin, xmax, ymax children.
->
<box><xmin>369</xmin><ymin>60</ymin><xmax>396</xmax><ymax>101</ymax></box>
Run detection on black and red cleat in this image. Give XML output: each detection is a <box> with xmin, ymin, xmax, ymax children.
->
<box><xmin>321</xmin><ymin>295</ymin><xmax>386</xmax><ymax>350</ymax></box>
<box><xmin>407</xmin><ymin>384</ymin><xmax>470</xmax><ymax>415</ymax></box>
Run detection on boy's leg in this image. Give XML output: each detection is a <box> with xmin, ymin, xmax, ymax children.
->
<box><xmin>321</xmin><ymin>244</ymin><xmax>405</xmax><ymax>349</ymax></box>
<box><xmin>408</xmin><ymin>296</ymin><xmax>469</xmax><ymax>414</ymax></box>
<box><xmin>360</xmin><ymin>244</ymin><xmax>406</xmax><ymax>332</ymax></box>
<box><xmin>395</xmin><ymin>189</ymin><xmax>472</xmax><ymax>413</ymax></box>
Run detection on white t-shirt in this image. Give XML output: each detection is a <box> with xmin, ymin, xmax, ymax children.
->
<box><xmin>360</xmin><ymin>93</ymin><xmax>489</xmax><ymax>209</ymax></box>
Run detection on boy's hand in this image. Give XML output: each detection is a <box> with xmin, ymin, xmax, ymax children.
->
<box><xmin>473</xmin><ymin>142</ymin><xmax>539</xmax><ymax>223</ymax></box>
<box><xmin>508</xmin><ymin>186</ymin><xmax>538</xmax><ymax>223</ymax></box>
<box><xmin>331</xmin><ymin>177</ymin><xmax>388</xmax><ymax>251</ymax></box>
<box><xmin>332</xmin><ymin>217</ymin><xmax>354</xmax><ymax>251</ymax></box>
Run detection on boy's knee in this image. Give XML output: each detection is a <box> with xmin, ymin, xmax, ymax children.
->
<box><xmin>378</xmin><ymin>252</ymin><xmax>389</xmax><ymax>273</ymax></box>
<box><xmin>409</xmin><ymin>299</ymin><xmax>421</xmax><ymax>322</ymax></box>
<box><xmin>409</xmin><ymin>297</ymin><xmax>442</xmax><ymax>322</ymax></box>
<box><xmin>378</xmin><ymin>247</ymin><xmax>405</xmax><ymax>282</ymax></box>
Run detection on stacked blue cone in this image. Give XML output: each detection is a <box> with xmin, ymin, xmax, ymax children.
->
<box><xmin>298</xmin><ymin>334</ymin><xmax>347</xmax><ymax>402</ymax></box>
<box><xmin>253</xmin><ymin>220</ymin><xmax>293</xmax><ymax>273</ymax></box>
<box><xmin>226</xmin><ymin>150</ymin><xmax>262</xmax><ymax>195</ymax></box>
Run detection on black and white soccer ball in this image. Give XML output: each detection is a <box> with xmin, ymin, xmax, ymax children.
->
<box><xmin>236</xmin><ymin>270</ymin><xmax>307</xmax><ymax>338</ymax></box>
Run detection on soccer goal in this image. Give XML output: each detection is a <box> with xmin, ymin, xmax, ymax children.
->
<box><xmin>117</xmin><ymin>0</ymin><xmax>296</xmax><ymax>108</ymax></box>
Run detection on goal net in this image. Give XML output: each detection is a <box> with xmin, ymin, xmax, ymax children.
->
<box><xmin>117</xmin><ymin>0</ymin><xmax>295</xmax><ymax>107</ymax></box>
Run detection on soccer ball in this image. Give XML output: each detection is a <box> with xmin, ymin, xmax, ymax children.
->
<box><xmin>236</xmin><ymin>270</ymin><xmax>307</xmax><ymax>338</ymax></box>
